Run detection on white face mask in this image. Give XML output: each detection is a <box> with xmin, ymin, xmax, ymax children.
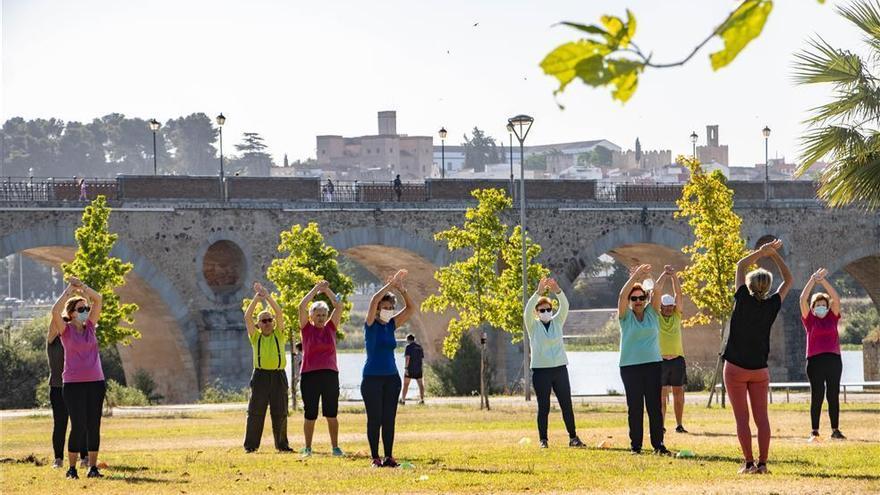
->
<box><xmin>538</xmin><ymin>312</ymin><xmax>553</xmax><ymax>323</ymax></box>
<box><xmin>813</xmin><ymin>306</ymin><xmax>829</xmax><ymax>318</ymax></box>
<box><xmin>379</xmin><ymin>309</ymin><xmax>395</xmax><ymax>322</ymax></box>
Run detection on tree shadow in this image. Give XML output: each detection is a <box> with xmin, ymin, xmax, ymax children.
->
<box><xmin>798</xmin><ymin>472</ymin><xmax>880</xmax><ymax>481</ymax></box>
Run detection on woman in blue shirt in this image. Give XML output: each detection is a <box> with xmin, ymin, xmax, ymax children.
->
<box><xmin>361</xmin><ymin>269</ymin><xmax>414</xmax><ymax>468</ymax></box>
<box><xmin>618</xmin><ymin>264</ymin><xmax>670</xmax><ymax>455</ymax></box>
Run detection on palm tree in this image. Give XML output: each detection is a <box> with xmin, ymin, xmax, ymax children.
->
<box><xmin>794</xmin><ymin>0</ymin><xmax>880</xmax><ymax>210</ymax></box>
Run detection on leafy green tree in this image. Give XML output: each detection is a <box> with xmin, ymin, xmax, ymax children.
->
<box><xmin>462</xmin><ymin>127</ymin><xmax>502</xmax><ymax>172</ymax></box>
<box><xmin>541</xmin><ymin>1</ymin><xmax>823</xmax><ymax>105</ymax></box>
<box><xmin>674</xmin><ymin>156</ymin><xmax>749</xmax><ymax>406</ymax></box>
<box><xmin>794</xmin><ymin>0</ymin><xmax>880</xmax><ymax>209</ymax></box>
<box><xmin>675</xmin><ymin>156</ymin><xmax>748</xmax><ymax>327</ymax></box>
<box><xmin>231</xmin><ymin>132</ymin><xmax>274</xmax><ymax>176</ymax></box>
<box><xmin>164</xmin><ymin>113</ymin><xmax>219</xmax><ymax>175</ymax></box>
<box><xmin>62</xmin><ymin>196</ymin><xmax>140</xmax><ymax>347</ymax></box>
<box><xmin>422</xmin><ymin>188</ymin><xmax>510</xmax><ymax>358</ymax></box>
<box><xmin>491</xmin><ymin>225</ymin><xmax>549</xmax><ymax>344</ymax></box>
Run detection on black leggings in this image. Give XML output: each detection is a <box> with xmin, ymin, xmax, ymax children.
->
<box><xmin>50</xmin><ymin>386</ymin><xmax>87</xmax><ymax>460</ymax></box>
<box><xmin>532</xmin><ymin>365</ymin><xmax>578</xmax><ymax>441</ymax></box>
<box><xmin>620</xmin><ymin>362</ymin><xmax>664</xmax><ymax>451</ymax></box>
<box><xmin>360</xmin><ymin>374</ymin><xmax>401</xmax><ymax>459</ymax></box>
<box><xmin>62</xmin><ymin>381</ymin><xmax>106</xmax><ymax>453</ymax></box>
<box><xmin>300</xmin><ymin>369</ymin><xmax>340</xmax><ymax>420</ymax></box>
<box><xmin>806</xmin><ymin>352</ymin><xmax>842</xmax><ymax>430</ymax></box>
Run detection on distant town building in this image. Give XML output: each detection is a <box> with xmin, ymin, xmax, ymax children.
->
<box><xmin>611</xmin><ymin>148</ymin><xmax>673</xmax><ymax>170</ymax></box>
<box><xmin>316</xmin><ymin>111</ymin><xmax>433</xmax><ymax>180</ymax></box>
<box><xmin>696</xmin><ymin>125</ymin><xmax>729</xmax><ymax>166</ymax></box>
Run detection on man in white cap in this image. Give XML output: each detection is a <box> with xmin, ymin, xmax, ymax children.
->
<box><xmin>655</xmin><ymin>265</ymin><xmax>688</xmax><ymax>433</ymax></box>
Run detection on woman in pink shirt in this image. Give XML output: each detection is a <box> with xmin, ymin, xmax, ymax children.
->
<box><xmin>297</xmin><ymin>280</ymin><xmax>344</xmax><ymax>458</ymax></box>
<box><xmin>47</xmin><ymin>277</ymin><xmax>104</xmax><ymax>480</ymax></box>
<box><xmin>799</xmin><ymin>267</ymin><xmax>845</xmax><ymax>440</ymax></box>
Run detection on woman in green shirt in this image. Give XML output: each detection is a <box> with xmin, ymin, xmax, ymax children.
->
<box><xmin>617</xmin><ymin>264</ymin><xmax>670</xmax><ymax>455</ymax></box>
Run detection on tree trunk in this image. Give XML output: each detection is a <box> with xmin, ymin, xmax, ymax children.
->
<box><xmin>480</xmin><ymin>330</ymin><xmax>490</xmax><ymax>410</ymax></box>
<box><xmin>706</xmin><ymin>320</ymin><xmax>729</xmax><ymax>408</ymax></box>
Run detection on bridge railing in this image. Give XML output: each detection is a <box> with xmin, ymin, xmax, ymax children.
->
<box><xmin>0</xmin><ymin>177</ymin><xmax>118</xmax><ymax>202</ymax></box>
<box><xmin>0</xmin><ymin>176</ymin><xmax>823</xmax><ymax>204</ymax></box>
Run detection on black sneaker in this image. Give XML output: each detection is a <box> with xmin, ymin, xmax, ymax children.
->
<box><xmin>653</xmin><ymin>446</ymin><xmax>673</xmax><ymax>456</ymax></box>
<box><xmin>831</xmin><ymin>429</ymin><xmax>846</xmax><ymax>439</ymax></box>
<box><xmin>539</xmin><ymin>439</ymin><xmax>548</xmax><ymax>449</ymax></box>
<box><xmin>244</xmin><ymin>447</ymin><xmax>257</xmax><ymax>453</ymax></box>
<box><xmin>568</xmin><ymin>436</ymin><xmax>585</xmax><ymax>448</ymax></box>
<box><xmin>810</xmin><ymin>430</ymin><xmax>820</xmax><ymax>437</ymax></box>
<box><xmin>65</xmin><ymin>467</ymin><xmax>78</xmax><ymax>479</ymax></box>
<box><xmin>277</xmin><ymin>446</ymin><xmax>294</xmax><ymax>453</ymax></box>
<box><xmin>630</xmin><ymin>448</ymin><xmax>642</xmax><ymax>455</ymax></box>
<box><xmin>382</xmin><ymin>456</ymin><xmax>400</xmax><ymax>468</ymax></box>
<box><xmin>87</xmin><ymin>466</ymin><xmax>103</xmax><ymax>478</ymax></box>
<box><xmin>675</xmin><ymin>425</ymin><xmax>688</xmax><ymax>433</ymax></box>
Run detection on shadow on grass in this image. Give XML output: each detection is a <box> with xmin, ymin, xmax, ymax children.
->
<box><xmin>798</xmin><ymin>472</ymin><xmax>880</xmax><ymax>481</ymax></box>
<box><xmin>106</xmin><ymin>464</ymin><xmax>149</xmax><ymax>473</ymax></box>
<box><xmin>108</xmin><ymin>474</ymin><xmax>190</xmax><ymax>484</ymax></box>
<box><xmin>442</xmin><ymin>466</ymin><xmax>535</xmax><ymax>475</ymax></box>
<box><xmin>688</xmin><ymin>431</ymin><xmax>879</xmax><ymax>443</ymax></box>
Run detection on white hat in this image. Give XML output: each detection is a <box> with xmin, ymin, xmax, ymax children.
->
<box><xmin>660</xmin><ymin>294</ymin><xmax>675</xmax><ymax>306</ymax></box>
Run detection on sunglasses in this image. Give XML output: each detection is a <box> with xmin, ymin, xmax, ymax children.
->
<box><xmin>76</xmin><ymin>306</ymin><xmax>90</xmax><ymax>314</ymax></box>
<box><xmin>537</xmin><ymin>308</ymin><xmax>553</xmax><ymax>314</ymax></box>
<box><xmin>260</xmin><ymin>318</ymin><xmax>274</xmax><ymax>324</ymax></box>
<box><xmin>629</xmin><ymin>296</ymin><xmax>648</xmax><ymax>302</ymax></box>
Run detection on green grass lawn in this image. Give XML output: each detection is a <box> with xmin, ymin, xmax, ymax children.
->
<box><xmin>2</xmin><ymin>402</ymin><xmax>879</xmax><ymax>494</ymax></box>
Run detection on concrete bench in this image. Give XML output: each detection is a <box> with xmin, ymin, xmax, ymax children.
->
<box><xmin>714</xmin><ymin>381</ymin><xmax>880</xmax><ymax>404</ymax></box>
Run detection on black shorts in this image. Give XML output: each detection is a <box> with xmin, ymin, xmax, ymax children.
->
<box><xmin>404</xmin><ymin>370</ymin><xmax>423</xmax><ymax>379</ymax></box>
<box><xmin>300</xmin><ymin>369</ymin><xmax>340</xmax><ymax>420</ymax></box>
<box><xmin>661</xmin><ymin>356</ymin><xmax>687</xmax><ymax>387</ymax></box>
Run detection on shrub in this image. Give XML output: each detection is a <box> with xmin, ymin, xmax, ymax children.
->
<box><xmin>840</xmin><ymin>303</ymin><xmax>879</xmax><ymax>345</ymax></box>
<box><xmin>426</xmin><ymin>333</ymin><xmax>496</xmax><ymax>396</ymax></box>
<box><xmin>103</xmin><ymin>379</ymin><xmax>149</xmax><ymax>415</ymax></box>
<box><xmin>199</xmin><ymin>379</ymin><xmax>250</xmax><ymax>404</ymax></box>
<box><xmin>0</xmin><ymin>326</ymin><xmax>49</xmax><ymax>409</ymax></box>
<box><xmin>132</xmin><ymin>368</ymin><xmax>164</xmax><ymax>404</ymax></box>
<box><xmin>685</xmin><ymin>362</ymin><xmax>713</xmax><ymax>392</ymax></box>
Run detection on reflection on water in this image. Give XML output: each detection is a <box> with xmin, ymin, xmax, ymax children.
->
<box><xmin>286</xmin><ymin>351</ymin><xmax>865</xmax><ymax>400</ymax></box>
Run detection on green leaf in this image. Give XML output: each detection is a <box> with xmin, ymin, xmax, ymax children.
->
<box><xmin>709</xmin><ymin>0</ymin><xmax>773</xmax><ymax>70</ymax></box>
<box><xmin>606</xmin><ymin>58</ymin><xmax>643</xmax><ymax>102</ymax></box>
<box><xmin>540</xmin><ymin>40</ymin><xmax>610</xmax><ymax>92</ymax></box>
<box><xmin>558</xmin><ymin>21</ymin><xmax>608</xmax><ymax>36</ymax></box>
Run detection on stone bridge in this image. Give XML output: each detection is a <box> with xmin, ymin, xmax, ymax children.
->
<box><xmin>1</xmin><ymin>180</ymin><xmax>877</xmax><ymax>402</ymax></box>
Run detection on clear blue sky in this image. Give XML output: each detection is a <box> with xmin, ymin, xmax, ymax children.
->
<box><xmin>1</xmin><ymin>0</ymin><xmax>859</xmax><ymax>167</ymax></box>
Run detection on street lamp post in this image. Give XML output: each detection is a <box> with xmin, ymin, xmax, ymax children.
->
<box><xmin>216</xmin><ymin>113</ymin><xmax>226</xmax><ymax>200</ymax></box>
<box><xmin>507</xmin><ymin>123</ymin><xmax>515</xmax><ymax>198</ymax></box>
<box><xmin>149</xmin><ymin>119</ymin><xmax>161</xmax><ymax>175</ymax></box>
<box><xmin>690</xmin><ymin>131</ymin><xmax>698</xmax><ymax>158</ymax></box>
<box><xmin>439</xmin><ymin>127</ymin><xmax>447</xmax><ymax>179</ymax></box>
<box><xmin>763</xmin><ymin>126</ymin><xmax>771</xmax><ymax>201</ymax></box>
<box><xmin>508</xmin><ymin>114</ymin><xmax>534</xmax><ymax>401</ymax></box>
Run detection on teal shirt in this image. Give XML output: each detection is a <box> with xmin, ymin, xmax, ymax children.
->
<box><xmin>618</xmin><ymin>306</ymin><xmax>662</xmax><ymax>367</ymax></box>
<box><xmin>523</xmin><ymin>290</ymin><xmax>569</xmax><ymax>369</ymax></box>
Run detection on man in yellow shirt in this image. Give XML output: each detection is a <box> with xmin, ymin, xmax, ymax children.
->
<box><xmin>656</xmin><ymin>266</ymin><xmax>688</xmax><ymax>434</ymax></box>
<box><xmin>243</xmin><ymin>282</ymin><xmax>293</xmax><ymax>453</ymax></box>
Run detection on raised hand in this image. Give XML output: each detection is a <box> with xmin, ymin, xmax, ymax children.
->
<box><xmin>635</xmin><ymin>264</ymin><xmax>652</xmax><ymax>276</ymax></box>
<box><xmin>68</xmin><ymin>276</ymin><xmax>83</xmax><ymax>288</ymax></box>
<box><xmin>664</xmin><ymin>265</ymin><xmax>675</xmax><ymax>275</ymax></box>
<box><xmin>814</xmin><ymin>268</ymin><xmax>828</xmax><ymax>281</ymax></box>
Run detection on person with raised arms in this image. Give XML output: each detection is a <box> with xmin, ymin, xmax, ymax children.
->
<box><xmin>298</xmin><ymin>280</ymin><xmax>345</xmax><ymax>458</ymax></box>
<box><xmin>723</xmin><ymin>239</ymin><xmax>792</xmax><ymax>474</ymax></box>
<box><xmin>48</xmin><ymin>277</ymin><xmax>105</xmax><ymax>479</ymax></box>
<box><xmin>617</xmin><ymin>264</ymin><xmax>670</xmax><ymax>455</ymax></box>
<box><xmin>524</xmin><ymin>276</ymin><xmax>585</xmax><ymax>449</ymax></box>
<box><xmin>361</xmin><ymin>269</ymin><xmax>414</xmax><ymax>468</ymax></box>
<box><xmin>800</xmin><ymin>267</ymin><xmax>846</xmax><ymax>440</ymax></box>
<box><xmin>655</xmin><ymin>265</ymin><xmax>689</xmax><ymax>434</ymax></box>
<box><xmin>242</xmin><ymin>282</ymin><xmax>292</xmax><ymax>453</ymax></box>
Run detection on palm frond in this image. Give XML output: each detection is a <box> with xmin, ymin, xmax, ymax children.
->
<box><xmin>816</xmin><ymin>147</ymin><xmax>880</xmax><ymax>210</ymax></box>
<box><xmin>796</xmin><ymin>125</ymin><xmax>866</xmax><ymax>169</ymax></box>
<box><xmin>838</xmin><ymin>0</ymin><xmax>880</xmax><ymax>41</ymax></box>
<box><xmin>804</xmin><ymin>85</ymin><xmax>880</xmax><ymax>125</ymax></box>
<box><xmin>793</xmin><ymin>37</ymin><xmax>865</xmax><ymax>85</ymax></box>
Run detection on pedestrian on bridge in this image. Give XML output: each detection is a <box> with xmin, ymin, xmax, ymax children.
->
<box><xmin>297</xmin><ymin>280</ymin><xmax>344</xmax><ymax>458</ymax></box>
<box><xmin>800</xmin><ymin>267</ymin><xmax>846</xmax><ymax>440</ymax></box>
<box><xmin>723</xmin><ymin>239</ymin><xmax>792</xmax><ymax>474</ymax></box>
<box><xmin>243</xmin><ymin>282</ymin><xmax>292</xmax><ymax>453</ymax></box>
<box><xmin>524</xmin><ymin>277</ymin><xmax>584</xmax><ymax>449</ymax></box>
<box><xmin>48</xmin><ymin>277</ymin><xmax>106</xmax><ymax>479</ymax></box>
<box><xmin>362</xmin><ymin>269</ymin><xmax>414</xmax><ymax>468</ymax></box>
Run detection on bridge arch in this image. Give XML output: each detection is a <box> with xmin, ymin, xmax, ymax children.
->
<box><xmin>0</xmin><ymin>222</ymin><xmax>200</xmax><ymax>402</ymax></box>
<box><xmin>325</xmin><ymin>226</ymin><xmax>454</xmax><ymax>360</ymax></box>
